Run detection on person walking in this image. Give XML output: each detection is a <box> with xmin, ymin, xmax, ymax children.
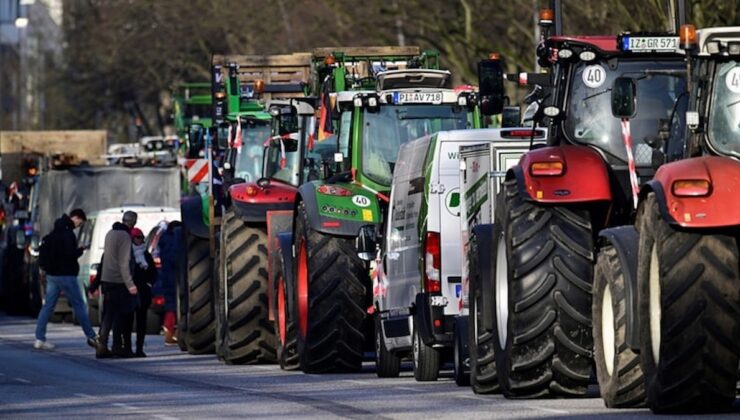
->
<box><xmin>158</xmin><ymin>221</ymin><xmax>182</xmax><ymax>346</ymax></box>
<box><xmin>97</xmin><ymin>210</ymin><xmax>138</xmax><ymax>358</ymax></box>
<box><xmin>124</xmin><ymin>227</ymin><xmax>157</xmax><ymax>357</ymax></box>
<box><xmin>34</xmin><ymin>209</ymin><xmax>102</xmax><ymax>351</ymax></box>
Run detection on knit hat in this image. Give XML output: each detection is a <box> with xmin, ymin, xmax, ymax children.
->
<box><xmin>130</xmin><ymin>227</ymin><xmax>144</xmax><ymax>239</ymax></box>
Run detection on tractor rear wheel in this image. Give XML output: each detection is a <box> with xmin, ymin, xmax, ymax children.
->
<box><xmin>468</xmin><ymin>228</ymin><xmax>499</xmax><ymax>394</ymax></box>
<box><xmin>220</xmin><ymin>210</ymin><xmax>276</xmax><ymax>364</ymax></box>
<box><xmin>593</xmin><ymin>245</ymin><xmax>646</xmax><ymax>408</ymax></box>
<box><xmin>185</xmin><ymin>229</ymin><xmax>215</xmax><ymax>354</ymax></box>
<box><xmin>294</xmin><ymin>203</ymin><xmax>367</xmax><ymax>373</ymax></box>
<box><xmin>637</xmin><ymin>193</ymin><xmax>740</xmax><ymax>413</ymax></box>
<box><xmin>495</xmin><ymin>179</ymin><xmax>595</xmax><ymax>398</ymax></box>
<box><xmin>274</xmin><ymin>256</ymin><xmax>299</xmax><ymax>370</ymax></box>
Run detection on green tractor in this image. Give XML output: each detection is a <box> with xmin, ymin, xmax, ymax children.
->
<box><xmin>172</xmin><ymin>82</ymin><xmax>213</xmax><ymax>158</ymax></box>
<box><xmin>272</xmin><ymin>47</ymin><xmax>489</xmax><ymax>372</ymax></box>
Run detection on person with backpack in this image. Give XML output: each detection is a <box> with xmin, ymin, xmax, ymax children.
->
<box><xmin>34</xmin><ymin>209</ymin><xmax>103</xmax><ymax>351</ymax></box>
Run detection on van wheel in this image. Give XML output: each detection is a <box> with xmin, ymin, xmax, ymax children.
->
<box><xmin>274</xmin><ymin>257</ymin><xmax>299</xmax><ymax>370</ymax></box>
<box><xmin>593</xmin><ymin>245</ymin><xmax>645</xmax><ymax>408</ymax></box>
<box><xmin>294</xmin><ymin>202</ymin><xmax>367</xmax><ymax>373</ymax></box>
<box><xmin>637</xmin><ymin>193</ymin><xmax>739</xmax><ymax>413</ymax></box>
<box><xmin>375</xmin><ymin>314</ymin><xmax>401</xmax><ymax>377</ymax></box>
<box><xmin>495</xmin><ymin>179</ymin><xmax>594</xmax><ymax>398</ymax></box>
<box><xmin>468</xmin><ymin>229</ymin><xmax>499</xmax><ymax>393</ymax></box>
<box><xmin>220</xmin><ymin>209</ymin><xmax>276</xmax><ymax>364</ymax></box>
<box><xmin>413</xmin><ymin>317</ymin><xmax>440</xmax><ymax>381</ymax></box>
<box><xmin>453</xmin><ymin>316</ymin><xmax>471</xmax><ymax>386</ymax></box>
<box><xmin>185</xmin><ymin>229</ymin><xmax>215</xmax><ymax>354</ymax></box>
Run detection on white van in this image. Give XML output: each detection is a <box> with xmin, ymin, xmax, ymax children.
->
<box><xmin>371</xmin><ymin>128</ymin><xmax>546</xmax><ymax>381</ymax></box>
<box><xmin>75</xmin><ymin>206</ymin><xmax>180</xmax><ymax>324</ymax></box>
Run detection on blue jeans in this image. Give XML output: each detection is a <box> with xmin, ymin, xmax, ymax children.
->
<box><xmin>35</xmin><ymin>275</ymin><xmax>96</xmax><ymax>341</ymax></box>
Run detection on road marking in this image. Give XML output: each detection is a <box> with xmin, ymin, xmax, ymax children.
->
<box><xmin>14</xmin><ymin>377</ymin><xmax>31</xmax><ymax>384</ymax></box>
<box><xmin>112</xmin><ymin>403</ymin><xmax>138</xmax><ymax>410</ymax></box>
<box><xmin>343</xmin><ymin>379</ymin><xmax>372</xmax><ymax>385</ymax></box>
<box><xmin>153</xmin><ymin>415</ymin><xmax>180</xmax><ymax>420</ymax></box>
<box><xmin>394</xmin><ymin>386</ymin><xmax>424</xmax><ymax>393</ymax></box>
<box><xmin>527</xmin><ymin>405</ymin><xmax>568</xmax><ymax>414</ymax></box>
<box><xmin>74</xmin><ymin>393</ymin><xmax>95</xmax><ymax>399</ymax></box>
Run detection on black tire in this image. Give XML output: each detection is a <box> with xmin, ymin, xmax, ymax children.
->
<box><xmin>214</xmin><ymin>241</ymin><xmax>226</xmax><ymax>361</ymax></box>
<box><xmin>294</xmin><ymin>202</ymin><xmax>367</xmax><ymax>373</ymax></box>
<box><xmin>413</xmin><ymin>317</ymin><xmax>440</xmax><ymax>382</ymax></box>
<box><xmin>593</xmin><ymin>245</ymin><xmax>646</xmax><ymax>408</ymax></box>
<box><xmin>468</xmin><ymin>229</ymin><xmax>499</xmax><ymax>394</ymax></box>
<box><xmin>637</xmin><ymin>193</ymin><xmax>740</xmax><ymax>414</ymax></box>
<box><xmin>219</xmin><ymin>210</ymin><xmax>276</xmax><ymax>364</ymax></box>
<box><xmin>375</xmin><ymin>314</ymin><xmax>401</xmax><ymax>378</ymax></box>
<box><xmin>495</xmin><ymin>179</ymin><xmax>595</xmax><ymax>398</ymax></box>
<box><xmin>184</xmin><ymin>229</ymin><xmax>215</xmax><ymax>354</ymax></box>
<box><xmin>453</xmin><ymin>316</ymin><xmax>471</xmax><ymax>386</ymax></box>
<box><xmin>274</xmin><ymin>253</ymin><xmax>299</xmax><ymax>370</ymax></box>
<box><xmin>176</xmin><ymin>234</ymin><xmax>189</xmax><ymax>352</ymax></box>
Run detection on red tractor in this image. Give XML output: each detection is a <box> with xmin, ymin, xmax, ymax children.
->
<box><xmin>593</xmin><ymin>25</ymin><xmax>740</xmax><ymax>413</ymax></box>
<box><xmin>468</xmin><ymin>3</ymin><xmax>688</xmax><ymax>398</ymax></box>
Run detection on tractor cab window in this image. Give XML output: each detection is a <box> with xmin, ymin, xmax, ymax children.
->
<box><xmin>708</xmin><ymin>61</ymin><xmax>740</xmax><ymax>159</ymax></box>
<box><xmin>184</xmin><ymin>103</ymin><xmax>211</xmax><ymax>120</ymax></box>
<box><xmin>234</xmin><ymin>119</ymin><xmax>271</xmax><ymax>182</ymax></box>
<box><xmin>265</xmin><ymin>138</ymin><xmax>300</xmax><ymax>186</ymax></box>
<box><xmin>361</xmin><ymin>104</ymin><xmax>468</xmax><ymax>185</ymax></box>
<box><xmin>565</xmin><ymin>59</ymin><xmax>686</xmax><ymax>167</ymax></box>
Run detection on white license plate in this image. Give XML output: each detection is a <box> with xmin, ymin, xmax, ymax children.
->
<box><xmin>394</xmin><ymin>92</ymin><xmax>443</xmax><ymax>104</ymax></box>
<box><xmin>624</xmin><ymin>36</ymin><xmax>679</xmax><ymax>52</ymax></box>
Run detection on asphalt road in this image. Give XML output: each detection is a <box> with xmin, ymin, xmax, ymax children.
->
<box><xmin>1</xmin><ymin>313</ymin><xmax>738</xmax><ymax>419</ymax></box>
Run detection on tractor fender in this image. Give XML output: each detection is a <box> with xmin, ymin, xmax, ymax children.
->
<box><xmin>598</xmin><ymin>226</ymin><xmax>640</xmax><ymax>351</ymax></box>
<box><xmin>180</xmin><ymin>194</ymin><xmax>209</xmax><ymax>239</ymax></box>
<box><xmin>297</xmin><ymin>183</ymin><xmax>371</xmax><ymax>237</ymax></box>
<box><xmin>642</xmin><ymin>156</ymin><xmax>740</xmax><ymax>228</ymax></box>
<box><xmin>512</xmin><ymin>145</ymin><xmax>612</xmax><ymax>204</ymax></box>
<box><xmin>470</xmin><ymin>224</ymin><xmax>495</xmax><ymax>332</ymax></box>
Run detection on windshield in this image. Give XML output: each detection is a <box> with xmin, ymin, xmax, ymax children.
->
<box><xmin>362</xmin><ymin>104</ymin><xmax>469</xmax><ymax>185</ymax></box>
<box><xmin>565</xmin><ymin>60</ymin><xmax>686</xmax><ymax>166</ymax></box>
<box><xmin>235</xmin><ymin>120</ymin><xmax>271</xmax><ymax>182</ymax></box>
<box><xmin>708</xmin><ymin>61</ymin><xmax>740</xmax><ymax>158</ymax></box>
<box><xmin>265</xmin><ymin>138</ymin><xmax>300</xmax><ymax>186</ymax></box>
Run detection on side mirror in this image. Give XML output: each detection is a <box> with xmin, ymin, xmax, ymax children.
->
<box><xmin>356</xmin><ymin>225</ymin><xmax>378</xmax><ymax>261</ymax></box>
<box><xmin>477</xmin><ymin>59</ymin><xmax>504</xmax><ymax>116</ymax></box>
<box><xmin>187</xmin><ymin>124</ymin><xmax>205</xmax><ymax>158</ymax></box>
<box><xmin>30</xmin><ymin>233</ymin><xmax>41</xmax><ymax>251</ymax></box>
<box><xmin>501</xmin><ymin>106</ymin><xmax>521</xmax><ymax>128</ymax></box>
<box><xmin>611</xmin><ymin>77</ymin><xmax>636</xmax><ymax>118</ymax></box>
<box><xmin>15</xmin><ymin>230</ymin><xmax>27</xmax><ymax>250</ymax></box>
<box><xmin>217</xmin><ymin>122</ymin><xmax>230</xmax><ymax>149</ymax></box>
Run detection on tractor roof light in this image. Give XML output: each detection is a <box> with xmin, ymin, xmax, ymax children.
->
<box><xmin>457</xmin><ymin>94</ymin><xmax>468</xmax><ymax>107</ymax></box>
<box><xmin>254</xmin><ymin>80</ymin><xmax>265</xmax><ymax>94</ymax></box>
<box><xmin>686</xmin><ymin>111</ymin><xmax>700</xmax><ymax>130</ymax></box>
<box><xmin>672</xmin><ymin>179</ymin><xmax>711</xmax><ymax>197</ymax></box>
<box><xmin>353</xmin><ymin>96</ymin><xmax>363</xmax><ymax>108</ymax></box>
<box><xmin>530</xmin><ymin>161</ymin><xmax>564</xmax><ymax>176</ymax></box>
<box><xmin>367</xmin><ymin>96</ymin><xmax>378</xmax><ymax>108</ymax></box>
<box><xmin>679</xmin><ymin>24</ymin><xmax>697</xmax><ymax>50</ymax></box>
<box><xmin>579</xmin><ymin>50</ymin><xmax>596</xmax><ymax>62</ymax></box>
<box><xmin>558</xmin><ymin>49</ymin><xmax>574</xmax><ymax>59</ymax></box>
<box><xmin>728</xmin><ymin>42</ymin><xmax>740</xmax><ymax>56</ymax></box>
<box><xmin>214</xmin><ymin>91</ymin><xmax>226</xmax><ymax>100</ymax></box>
<box><xmin>488</xmin><ymin>52</ymin><xmax>501</xmax><ymax>60</ymax></box>
<box><xmin>706</xmin><ymin>41</ymin><xmax>721</xmax><ymax>55</ymax></box>
<box><xmin>539</xmin><ymin>8</ymin><xmax>554</xmax><ymax>26</ymax></box>
<box><xmin>324</xmin><ymin>54</ymin><xmax>336</xmax><ymax>65</ymax></box>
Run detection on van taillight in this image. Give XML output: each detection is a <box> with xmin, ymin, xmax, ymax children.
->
<box><xmin>424</xmin><ymin>232</ymin><xmax>441</xmax><ymax>294</ymax></box>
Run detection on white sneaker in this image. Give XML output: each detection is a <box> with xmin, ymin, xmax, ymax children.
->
<box><xmin>34</xmin><ymin>339</ymin><xmax>55</xmax><ymax>350</ymax></box>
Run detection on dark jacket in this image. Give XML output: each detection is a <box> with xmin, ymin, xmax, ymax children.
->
<box><xmin>157</xmin><ymin>225</ymin><xmax>182</xmax><ymax>312</ymax></box>
<box><xmin>41</xmin><ymin>214</ymin><xmax>83</xmax><ymax>276</ymax></box>
<box><xmin>132</xmin><ymin>250</ymin><xmax>157</xmax><ymax>308</ymax></box>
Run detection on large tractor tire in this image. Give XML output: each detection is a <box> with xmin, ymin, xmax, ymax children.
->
<box><xmin>468</xmin><ymin>228</ymin><xmax>499</xmax><ymax>394</ymax></box>
<box><xmin>294</xmin><ymin>203</ymin><xmax>368</xmax><ymax>373</ymax></box>
<box><xmin>637</xmin><ymin>193</ymin><xmax>740</xmax><ymax>414</ymax></box>
<box><xmin>494</xmin><ymin>179</ymin><xmax>595</xmax><ymax>398</ymax></box>
<box><xmin>214</xmin><ymin>244</ymin><xmax>226</xmax><ymax>361</ymax></box>
<box><xmin>219</xmin><ymin>210</ymin><xmax>276</xmax><ymax>364</ymax></box>
<box><xmin>185</xmin><ymin>229</ymin><xmax>215</xmax><ymax>354</ymax></box>
<box><xmin>273</xmin><ymin>252</ymin><xmax>300</xmax><ymax>370</ymax></box>
<box><xmin>375</xmin><ymin>314</ymin><xmax>401</xmax><ymax>378</ymax></box>
<box><xmin>593</xmin><ymin>245</ymin><xmax>646</xmax><ymax>408</ymax></box>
